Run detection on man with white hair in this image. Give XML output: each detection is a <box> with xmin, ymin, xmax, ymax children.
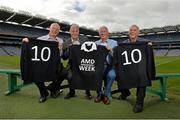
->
<box><xmin>95</xmin><ymin>26</ymin><xmax>118</xmax><ymax>105</ymax></box>
<box><xmin>120</xmin><ymin>24</ymin><xmax>153</xmax><ymax>113</ymax></box>
<box><xmin>22</xmin><ymin>23</ymin><xmax>63</xmax><ymax>103</ymax></box>
<box><xmin>55</xmin><ymin>24</ymin><xmax>92</xmax><ymax>100</ymax></box>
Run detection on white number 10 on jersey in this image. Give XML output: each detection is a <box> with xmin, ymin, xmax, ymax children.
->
<box><xmin>31</xmin><ymin>46</ymin><xmax>51</xmax><ymax>62</ymax></box>
<box><xmin>122</xmin><ymin>49</ymin><xmax>142</xmax><ymax>65</ymax></box>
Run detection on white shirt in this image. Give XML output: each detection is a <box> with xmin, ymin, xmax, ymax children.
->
<box><xmin>71</xmin><ymin>38</ymin><xmax>80</xmax><ymax>45</ymax></box>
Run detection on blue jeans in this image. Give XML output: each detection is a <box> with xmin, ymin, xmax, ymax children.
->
<box><xmin>104</xmin><ymin>68</ymin><xmax>116</xmax><ymax>97</ymax></box>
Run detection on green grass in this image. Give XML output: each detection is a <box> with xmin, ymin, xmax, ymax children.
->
<box><xmin>0</xmin><ymin>56</ymin><xmax>180</xmax><ymax>119</ymax></box>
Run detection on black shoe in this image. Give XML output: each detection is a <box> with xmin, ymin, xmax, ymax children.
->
<box><xmin>39</xmin><ymin>92</ymin><xmax>49</xmax><ymax>103</ymax></box>
<box><xmin>85</xmin><ymin>91</ymin><xmax>92</xmax><ymax>100</ymax></box>
<box><xmin>120</xmin><ymin>92</ymin><xmax>131</xmax><ymax>100</ymax></box>
<box><xmin>46</xmin><ymin>84</ymin><xmax>52</xmax><ymax>91</ymax></box>
<box><xmin>133</xmin><ymin>103</ymin><xmax>143</xmax><ymax>113</ymax></box>
<box><xmin>51</xmin><ymin>89</ymin><xmax>63</xmax><ymax>98</ymax></box>
<box><xmin>86</xmin><ymin>95</ymin><xmax>92</xmax><ymax>100</ymax></box>
<box><xmin>64</xmin><ymin>93</ymin><xmax>75</xmax><ymax>99</ymax></box>
<box><xmin>39</xmin><ymin>96</ymin><xmax>47</xmax><ymax>103</ymax></box>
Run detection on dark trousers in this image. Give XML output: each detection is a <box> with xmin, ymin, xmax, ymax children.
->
<box><xmin>35</xmin><ymin>82</ymin><xmax>48</xmax><ymax>97</ymax></box>
<box><xmin>66</xmin><ymin>69</ymin><xmax>90</xmax><ymax>95</ymax></box>
<box><xmin>96</xmin><ymin>74</ymin><xmax>108</xmax><ymax>96</ymax></box>
<box><xmin>136</xmin><ymin>87</ymin><xmax>146</xmax><ymax>104</ymax></box>
<box><xmin>121</xmin><ymin>87</ymin><xmax>146</xmax><ymax>104</ymax></box>
<box><xmin>48</xmin><ymin>67</ymin><xmax>90</xmax><ymax>95</ymax></box>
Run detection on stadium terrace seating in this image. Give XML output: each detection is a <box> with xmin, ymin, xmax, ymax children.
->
<box><xmin>0</xmin><ymin>47</ymin><xmax>8</xmax><ymax>56</ymax></box>
<box><xmin>154</xmin><ymin>49</ymin><xmax>169</xmax><ymax>56</ymax></box>
<box><xmin>0</xmin><ymin>45</ymin><xmax>21</xmax><ymax>56</ymax></box>
<box><xmin>0</xmin><ymin>21</ymin><xmax>180</xmax><ymax>56</ymax></box>
<box><xmin>0</xmin><ymin>22</ymin><xmax>49</xmax><ymax>38</ymax></box>
<box><xmin>113</xmin><ymin>32</ymin><xmax>180</xmax><ymax>42</ymax></box>
<box><xmin>166</xmin><ymin>49</ymin><xmax>180</xmax><ymax>56</ymax></box>
<box><xmin>0</xmin><ymin>22</ymin><xmax>71</xmax><ymax>42</ymax></box>
<box><xmin>143</xmin><ymin>32</ymin><xmax>180</xmax><ymax>42</ymax></box>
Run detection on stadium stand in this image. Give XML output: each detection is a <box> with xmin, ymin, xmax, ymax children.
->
<box><xmin>154</xmin><ymin>49</ymin><xmax>169</xmax><ymax>56</ymax></box>
<box><xmin>0</xmin><ymin>6</ymin><xmax>180</xmax><ymax>56</ymax></box>
<box><xmin>166</xmin><ymin>49</ymin><xmax>180</xmax><ymax>56</ymax></box>
<box><xmin>2</xmin><ymin>46</ymin><xmax>21</xmax><ymax>56</ymax></box>
<box><xmin>0</xmin><ymin>47</ymin><xmax>8</xmax><ymax>56</ymax></box>
<box><xmin>0</xmin><ymin>6</ymin><xmax>100</xmax><ymax>56</ymax></box>
<box><xmin>110</xmin><ymin>26</ymin><xmax>180</xmax><ymax>56</ymax></box>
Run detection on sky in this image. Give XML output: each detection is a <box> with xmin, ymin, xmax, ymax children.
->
<box><xmin>0</xmin><ymin>0</ymin><xmax>180</xmax><ymax>32</ymax></box>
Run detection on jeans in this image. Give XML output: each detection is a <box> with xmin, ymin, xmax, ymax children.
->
<box><xmin>104</xmin><ymin>68</ymin><xmax>116</xmax><ymax>97</ymax></box>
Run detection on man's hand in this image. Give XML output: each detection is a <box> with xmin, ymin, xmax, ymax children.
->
<box><xmin>148</xmin><ymin>42</ymin><xmax>152</xmax><ymax>45</ymax></box>
<box><xmin>22</xmin><ymin>38</ymin><xmax>29</xmax><ymax>42</ymax></box>
<box><xmin>106</xmin><ymin>44</ymin><xmax>113</xmax><ymax>53</ymax></box>
<box><xmin>58</xmin><ymin>43</ymin><xmax>63</xmax><ymax>49</ymax></box>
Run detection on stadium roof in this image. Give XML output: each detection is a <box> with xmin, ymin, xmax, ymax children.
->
<box><xmin>0</xmin><ymin>6</ymin><xmax>99</xmax><ymax>36</ymax></box>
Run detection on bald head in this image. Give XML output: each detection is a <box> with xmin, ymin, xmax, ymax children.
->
<box><xmin>49</xmin><ymin>23</ymin><xmax>60</xmax><ymax>38</ymax></box>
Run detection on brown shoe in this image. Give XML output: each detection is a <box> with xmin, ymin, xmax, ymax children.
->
<box><xmin>94</xmin><ymin>95</ymin><xmax>102</xmax><ymax>103</ymax></box>
<box><xmin>103</xmin><ymin>96</ymin><xmax>110</xmax><ymax>105</ymax></box>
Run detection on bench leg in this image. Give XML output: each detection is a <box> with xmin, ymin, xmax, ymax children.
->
<box><xmin>159</xmin><ymin>78</ymin><xmax>168</xmax><ymax>101</ymax></box>
<box><xmin>5</xmin><ymin>74</ymin><xmax>21</xmax><ymax>96</ymax></box>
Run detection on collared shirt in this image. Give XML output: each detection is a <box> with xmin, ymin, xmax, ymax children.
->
<box><xmin>95</xmin><ymin>38</ymin><xmax>118</xmax><ymax>65</ymax></box>
<box><xmin>37</xmin><ymin>34</ymin><xmax>63</xmax><ymax>44</ymax></box>
<box><xmin>71</xmin><ymin>38</ymin><xmax>80</xmax><ymax>45</ymax></box>
<box><xmin>123</xmin><ymin>37</ymin><xmax>149</xmax><ymax>43</ymax></box>
<box><xmin>95</xmin><ymin>39</ymin><xmax>117</xmax><ymax>49</ymax></box>
<box><xmin>37</xmin><ymin>34</ymin><xmax>63</xmax><ymax>56</ymax></box>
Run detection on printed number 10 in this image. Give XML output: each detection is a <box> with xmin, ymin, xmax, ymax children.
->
<box><xmin>31</xmin><ymin>46</ymin><xmax>51</xmax><ymax>62</ymax></box>
<box><xmin>122</xmin><ymin>49</ymin><xmax>142</xmax><ymax>65</ymax></box>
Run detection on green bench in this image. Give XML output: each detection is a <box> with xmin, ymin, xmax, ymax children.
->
<box><xmin>147</xmin><ymin>73</ymin><xmax>180</xmax><ymax>101</ymax></box>
<box><xmin>0</xmin><ymin>69</ymin><xmax>180</xmax><ymax>101</ymax></box>
<box><xmin>110</xmin><ymin>73</ymin><xmax>180</xmax><ymax>101</ymax></box>
<box><xmin>0</xmin><ymin>69</ymin><xmax>23</xmax><ymax>95</ymax></box>
<box><xmin>0</xmin><ymin>69</ymin><xmax>69</xmax><ymax>95</ymax></box>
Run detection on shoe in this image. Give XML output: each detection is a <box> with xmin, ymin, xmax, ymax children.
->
<box><xmin>86</xmin><ymin>92</ymin><xmax>92</xmax><ymax>100</ymax></box>
<box><xmin>133</xmin><ymin>103</ymin><xmax>143</xmax><ymax>113</ymax></box>
<box><xmin>39</xmin><ymin>92</ymin><xmax>49</xmax><ymax>103</ymax></box>
<box><xmin>64</xmin><ymin>93</ymin><xmax>75</xmax><ymax>99</ymax></box>
<box><xmin>46</xmin><ymin>84</ymin><xmax>52</xmax><ymax>91</ymax></box>
<box><xmin>51</xmin><ymin>89</ymin><xmax>63</xmax><ymax>98</ymax></box>
<box><xmin>94</xmin><ymin>95</ymin><xmax>102</xmax><ymax>103</ymax></box>
<box><xmin>86</xmin><ymin>94</ymin><xmax>92</xmax><ymax>100</ymax></box>
<box><xmin>103</xmin><ymin>96</ymin><xmax>110</xmax><ymax>105</ymax></box>
<box><xmin>120</xmin><ymin>92</ymin><xmax>131</xmax><ymax>100</ymax></box>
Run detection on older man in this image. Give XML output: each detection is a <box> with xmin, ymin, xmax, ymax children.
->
<box><xmin>22</xmin><ymin>23</ymin><xmax>63</xmax><ymax>103</ymax></box>
<box><xmin>120</xmin><ymin>24</ymin><xmax>152</xmax><ymax>113</ymax></box>
<box><xmin>54</xmin><ymin>24</ymin><xmax>92</xmax><ymax>100</ymax></box>
<box><xmin>95</xmin><ymin>26</ymin><xmax>117</xmax><ymax>105</ymax></box>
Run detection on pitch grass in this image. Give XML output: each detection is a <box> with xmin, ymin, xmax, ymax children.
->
<box><xmin>0</xmin><ymin>56</ymin><xmax>180</xmax><ymax>119</ymax></box>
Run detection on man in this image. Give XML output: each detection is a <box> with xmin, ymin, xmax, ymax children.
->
<box><xmin>60</xmin><ymin>24</ymin><xmax>92</xmax><ymax>100</ymax></box>
<box><xmin>95</xmin><ymin>26</ymin><xmax>117</xmax><ymax>105</ymax></box>
<box><xmin>120</xmin><ymin>24</ymin><xmax>152</xmax><ymax>113</ymax></box>
<box><xmin>22</xmin><ymin>23</ymin><xmax>63</xmax><ymax>103</ymax></box>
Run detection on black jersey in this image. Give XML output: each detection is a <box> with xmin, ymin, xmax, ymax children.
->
<box><xmin>113</xmin><ymin>42</ymin><xmax>155</xmax><ymax>89</ymax></box>
<box><xmin>69</xmin><ymin>42</ymin><xmax>108</xmax><ymax>90</ymax></box>
<box><xmin>20</xmin><ymin>39</ymin><xmax>60</xmax><ymax>84</ymax></box>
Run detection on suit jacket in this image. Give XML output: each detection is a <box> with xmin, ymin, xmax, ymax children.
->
<box><xmin>62</xmin><ymin>36</ymin><xmax>88</xmax><ymax>60</ymax></box>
